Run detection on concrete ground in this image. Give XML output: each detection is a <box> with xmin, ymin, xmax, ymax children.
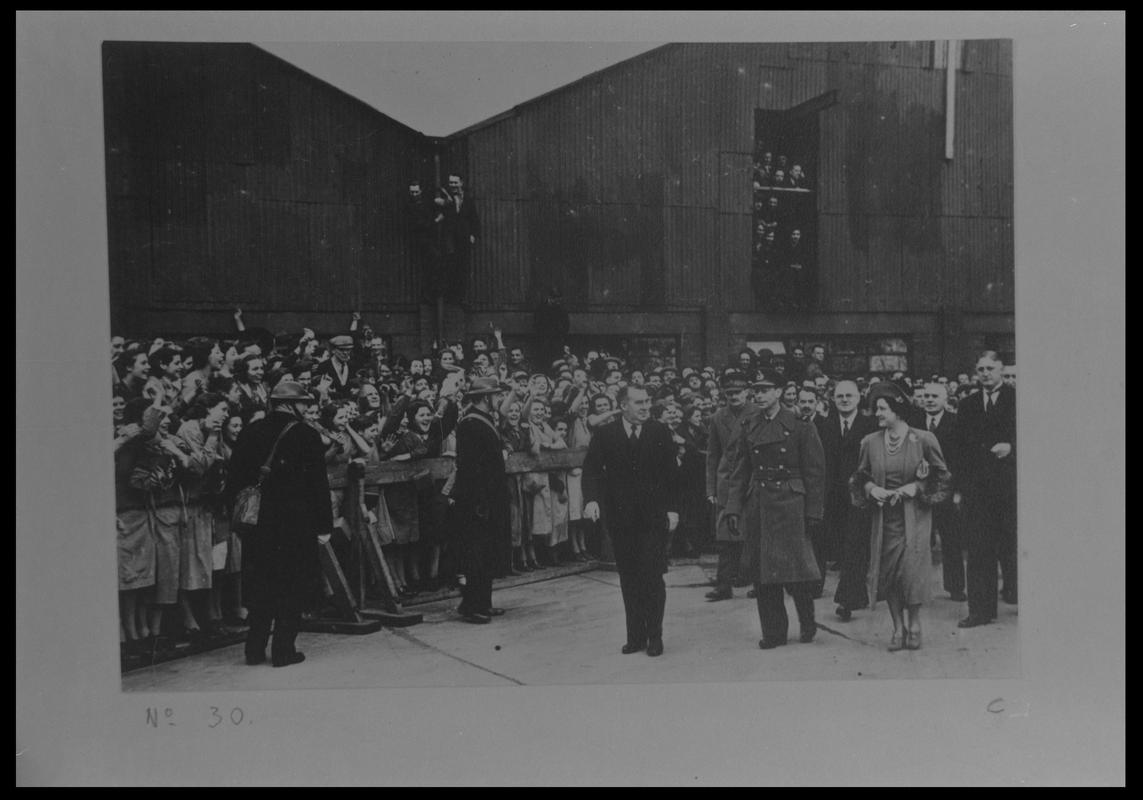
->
<box><xmin>122</xmin><ymin>558</ymin><xmax>1019</xmax><ymax>691</ymax></box>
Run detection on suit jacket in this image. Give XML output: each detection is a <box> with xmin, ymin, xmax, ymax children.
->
<box><xmin>582</xmin><ymin>419</ymin><xmax>680</xmax><ymax>570</ymax></box>
<box><xmin>955</xmin><ymin>383</ymin><xmax>1016</xmax><ymax>495</ymax></box>
<box><xmin>443</xmin><ymin>192</ymin><xmax>480</xmax><ymax>254</ymax></box>
<box><xmin>224</xmin><ymin>410</ymin><xmax>331</xmax><ymax>609</ymax></box>
<box><xmin>921</xmin><ymin>410</ymin><xmax>964</xmax><ymax>492</ymax></box>
<box><xmin>816</xmin><ymin>412</ymin><xmax>878</xmax><ymax>508</ymax></box>
<box><xmin>314</xmin><ymin>358</ymin><xmax>356</xmax><ymax>400</ymax></box>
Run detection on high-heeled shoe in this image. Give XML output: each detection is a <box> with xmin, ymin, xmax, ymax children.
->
<box><xmin>906</xmin><ymin>627</ymin><xmax>922</xmax><ymax>650</ymax></box>
<box><xmin>888</xmin><ymin>630</ymin><xmax>905</xmax><ymax>651</ymax></box>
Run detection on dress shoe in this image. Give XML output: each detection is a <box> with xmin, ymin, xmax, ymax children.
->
<box><xmin>705</xmin><ymin>587</ymin><xmax>732</xmax><ymax>602</ymax></box>
<box><xmin>459</xmin><ymin>611</ymin><xmax>491</xmax><ymax>625</ymax></box>
<box><xmin>272</xmin><ymin>652</ymin><xmax>306</xmax><ymax>668</ymax></box>
<box><xmin>621</xmin><ymin>642</ymin><xmax>646</xmax><ymax>655</ymax></box>
<box><xmin>646</xmin><ymin>639</ymin><xmax>664</xmax><ymax>657</ymax></box>
<box><xmin>948</xmin><ymin>591</ymin><xmax>967</xmax><ymax>602</ymax></box>
<box><xmin>758</xmin><ymin>638</ymin><xmax>786</xmax><ymax>650</ymax></box>
<box><xmin>835</xmin><ymin>605</ymin><xmax>852</xmax><ymax>622</ymax></box>
<box><xmin>957</xmin><ymin>615</ymin><xmax>994</xmax><ymax>628</ymax></box>
<box><xmin>485</xmin><ymin>607</ymin><xmax>506</xmax><ymax>617</ymax></box>
<box><xmin>799</xmin><ymin>624</ymin><xmax>816</xmax><ymax>643</ymax></box>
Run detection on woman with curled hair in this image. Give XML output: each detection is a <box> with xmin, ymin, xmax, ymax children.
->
<box><xmin>849</xmin><ymin>382</ymin><xmax>952</xmax><ymax>652</ymax></box>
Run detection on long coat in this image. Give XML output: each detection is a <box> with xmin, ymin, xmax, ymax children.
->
<box><xmin>705</xmin><ymin>402</ymin><xmax>758</xmax><ymax>543</ymax></box>
<box><xmin>582</xmin><ymin>418</ymin><xmax>679</xmax><ymax>575</ymax></box>
<box><xmin>955</xmin><ymin>384</ymin><xmax>1016</xmax><ymax>500</ymax></box>
<box><xmin>725</xmin><ymin>408</ymin><xmax>826</xmax><ymax>585</ymax></box>
<box><xmin>450</xmin><ymin>407</ymin><xmax>509</xmax><ymax>573</ymax></box>
<box><xmin>848</xmin><ymin>428</ymin><xmax>952</xmax><ymax>608</ymax></box>
<box><xmin>224</xmin><ymin>410</ymin><xmax>332</xmax><ymax>611</ymax></box>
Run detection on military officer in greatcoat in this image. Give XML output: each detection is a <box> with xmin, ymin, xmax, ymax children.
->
<box><xmin>704</xmin><ymin>371</ymin><xmax>757</xmax><ymax>601</ymax></box>
<box><xmin>725</xmin><ymin>369</ymin><xmax>827</xmax><ymax>649</ymax></box>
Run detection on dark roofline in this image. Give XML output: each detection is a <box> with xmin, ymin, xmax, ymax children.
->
<box><xmin>248</xmin><ymin>43</ymin><xmax>426</xmax><ymax>138</ymax></box>
<box><xmin>444</xmin><ymin>42</ymin><xmax>679</xmax><ymax>140</ymax></box>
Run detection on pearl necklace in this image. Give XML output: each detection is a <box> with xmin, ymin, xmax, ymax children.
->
<box><xmin>885</xmin><ymin>428</ymin><xmax>906</xmax><ymax>455</ymax></box>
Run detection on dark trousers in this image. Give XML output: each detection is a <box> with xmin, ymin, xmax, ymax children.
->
<box><xmin>714</xmin><ymin>540</ymin><xmax>744</xmax><ymax>589</ymax></box>
<box><xmin>755</xmin><ymin>581</ymin><xmax>816</xmax><ymax>644</ymax></box>
<box><xmin>458</xmin><ymin>529</ymin><xmax>495</xmax><ymax>615</ymax></box>
<box><xmin>833</xmin><ymin>508</ymin><xmax>871</xmax><ymax>611</ymax></box>
<box><xmin>934</xmin><ymin>504</ymin><xmax>965</xmax><ymax>597</ymax></box>
<box><xmin>246</xmin><ymin>605</ymin><xmax>301</xmax><ymax>663</ymax></box>
<box><xmin>965</xmin><ymin>492</ymin><xmax>1017</xmax><ymax>620</ymax></box>
<box><xmin>618</xmin><ymin>567</ymin><xmax>667</xmax><ymax>646</ymax></box>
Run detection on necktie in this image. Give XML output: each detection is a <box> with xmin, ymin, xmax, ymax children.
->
<box><xmin>630</xmin><ymin>424</ymin><xmax>640</xmax><ymax>443</ymax></box>
<box><xmin>841</xmin><ymin>419</ymin><xmax>849</xmax><ymax>438</ymax></box>
<box><xmin>927</xmin><ymin>416</ymin><xmax>935</xmax><ymax>431</ymax></box>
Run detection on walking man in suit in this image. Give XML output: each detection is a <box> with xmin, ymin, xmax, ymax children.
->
<box><xmin>818</xmin><ymin>379</ymin><xmax>879</xmax><ymax>618</ymax></box>
<box><xmin>225</xmin><ymin>381</ymin><xmax>333</xmax><ymax>668</ymax></box>
<box><xmin>725</xmin><ymin>370</ymin><xmax>827</xmax><ymax>649</ymax></box>
<box><xmin>921</xmin><ymin>382</ymin><xmax>967</xmax><ymax>601</ymax></box>
<box><xmin>957</xmin><ymin>351</ymin><xmax>1017</xmax><ymax>627</ymax></box>
<box><xmin>704</xmin><ymin>371</ymin><xmax>757</xmax><ymax>602</ymax></box>
<box><xmin>583</xmin><ymin>385</ymin><xmax>680</xmax><ymax>657</ymax></box>
<box><xmin>451</xmin><ymin>376</ymin><xmax>512</xmax><ymax>624</ymax></box>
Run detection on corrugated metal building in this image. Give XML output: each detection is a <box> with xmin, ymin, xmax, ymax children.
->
<box><xmin>104</xmin><ymin>40</ymin><xmax>1013</xmax><ymax>375</ymax></box>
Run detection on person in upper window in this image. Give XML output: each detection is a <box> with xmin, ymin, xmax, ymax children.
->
<box><xmin>788</xmin><ymin>164</ymin><xmax>809</xmax><ymax>189</ymax></box>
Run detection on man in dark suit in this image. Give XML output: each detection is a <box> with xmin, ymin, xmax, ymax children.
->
<box><xmin>956</xmin><ymin>351</ymin><xmax>1017</xmax><ymax>627</ymax></box>
<box><xmin>817</xmin><ymin>379</ymin><xmax>879</xmax><ymax>617</ymax></box>
<box><xmin>921</xmin><ymin>381</ymin><xmax>967</xmax><ymax>601</ymax></box>
<box><xmin>450</xmin><ymin>376</ymin><xmax>511</xmax><ymax>624</ymax></box>
<box><xmin>438</xmin><ymin>172</ymin><xmax>480</xmax><ymax>305</ymax></box>
<box><xmin>313</xmin><ymin>335</ymin><xmax>358</xmax><ymax>401</ymax></box>
<box><xmin>583</xmin><ymin>385</ymin><xmax>680</xmax><ymax>657</ymax></box>
<box><xmin>406</xmin><ymin>178</ymin><xmax>444</xmax><ymax>304</ymax></box>
<box><xmin>225</xmin><ymin>381</ymin><xmax>333</xmax><ymax>668</ymax></box>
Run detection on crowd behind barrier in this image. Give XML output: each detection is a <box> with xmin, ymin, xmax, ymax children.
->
<box><xmin>112</xmin><ymin>310</ymin><xmax>1016</xmax><ymax>663</ymax></box>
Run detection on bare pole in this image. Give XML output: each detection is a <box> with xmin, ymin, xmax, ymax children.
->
<box><xmin>945</xmin><ymin>40</ymin><xmax>958</xmax><ymax>161</ymax></box>
<box><xmin>433</xmin><ymin>149</ymin><xmax>445</xmax><ymax>345</ymax></box>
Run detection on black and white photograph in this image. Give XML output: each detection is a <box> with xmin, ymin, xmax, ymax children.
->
<box><xmin>17</xmin><ymin>11</ymin><xmax>1124</xmax><ymax>786</ymax></box>
<box><xmin>102</xmin><ymin>35</ymin><xmax>1020</xmax><ymax>691</ymax></box>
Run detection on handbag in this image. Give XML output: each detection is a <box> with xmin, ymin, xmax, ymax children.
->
<box><xmin>231</xmin><ymin>421</ymin><xmax>297</xmax><ymax>534</ymax></box>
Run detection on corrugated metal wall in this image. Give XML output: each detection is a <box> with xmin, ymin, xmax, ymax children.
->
<box><xmin>105</xmin><ymin>40</ymin><xmax>1012</xmax><ymax>348</ymax></box>
<box><xmin>104</xmin><ymin>42</ymin><xmax>435</xmax><ymax>329</ymax></box>
<box><xmin>448</xmin><ymin>40</ymin><xmax>1013</xmax><ymax>317</ymax></box>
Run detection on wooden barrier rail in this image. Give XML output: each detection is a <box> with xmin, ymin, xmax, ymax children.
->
<box><xmin>315</xmin><ymin>448</ymin><xmax>592</xmax><ymax>632</ymax></box>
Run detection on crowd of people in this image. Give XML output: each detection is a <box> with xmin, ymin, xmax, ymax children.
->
<box><xmin>752</xmin><ymin>147</ymin><xmax>815</xmax><ymax>312</ymax></box>
<box><xmin>112</xmin><ymin>311</ymin><xmax>1016</xmax><ymax>661</ymax></box>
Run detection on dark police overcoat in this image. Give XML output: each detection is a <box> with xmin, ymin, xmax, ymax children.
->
<box><xmin>224</xmin><ymin>410</ymin><xmax>332</xmax><ymax>611</ymax></box>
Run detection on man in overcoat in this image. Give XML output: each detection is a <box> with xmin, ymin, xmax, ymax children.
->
<box><xmin>818</xmin><ymin>379</ymin><xmax>879</xmax><ymax>618</ymax></box>
<box><xmin>703</xmin><ymin>371</ymin><xmax>757</xmax><ymax>601</ymax></box>
<box><xmin>725</xmin><ymin>370</ymin><xmax>827</xmax><ymax>649</ymax></box>
<box><xmin>957</xmin><ymin>351</ymin><xmax>1017</xmax><ymax>627</ymax></box>
<box><xmin>583</xmin><ymin>385</ymin><xmax>680</xmax><ymax>657</ymax></box>
<box><xmin>225</xmin><ymin>381</ymin><xmax>332</xmax><ymax>668</ymax></box>
<box><xmin>451</xmin><ymin>376</ymin><xmax>511</xmax><ymax>624</ymax></box>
